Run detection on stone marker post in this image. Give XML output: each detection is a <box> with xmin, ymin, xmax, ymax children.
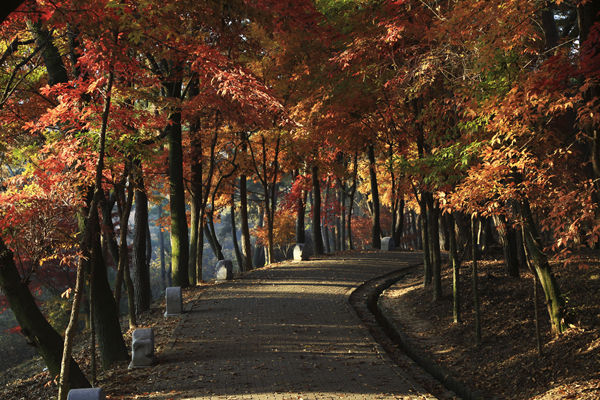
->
<box><xmin>216</xmin><ymin>259</ymin><xmax>234</xmax><ymax>281</ymax></box>
<box><xmin>129</xmin><ymin>328</ymin><xmax>155</xmax><ymax>368</ymax></box>
<box><xmin>381</xmin><ymin>237</ymin><xmax>395</xmax><ymax>251</ymax></box>
<box><xmin>293</xmin><ymin>244</ymin><xmax>308</xmax><ymax>261</ymax></box>
<box><xmin>67</xmin><ymin>388</ymin><xmax>105</xmax><ymax>400</ymax></box>
<box><xmin>164</xmin><ymin>286</ymin><xmax>182</xmax><ymax>316</ymax></box>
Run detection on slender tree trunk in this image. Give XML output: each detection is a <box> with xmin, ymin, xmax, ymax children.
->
<box><xmin>367</xmin><ymin>144</ymin><xmax>381</xmax><ymax>249</ymax></box>
<box><xmin>493</xmin><ymin>215</ymin><xmax>520</xmax><ymax>277</ymax></box>
<box><xmin>419</xmin><ymin>196</ymin><xmax>432</xmax><ymax>286</ymax></box>
<box><xmin>253</xmin><ymin>207</ymin><xmax>265</xmax><ymax>267</ymax></box>
<box><xmin>347</xmin><ymin>153</ymin><xmax>358</xmax><ymax>250</ymax></box>
<box><xmin>132</xmin><ymin>163</ymin><xmax>151</xmax><ymax>314</ymax></box>
<box><xmin>231</xmin><ymin>192</ymin><xmax>243</xmax><ymax>271</ymax></box>
<box><xmin>157</xmin><ymin>201</ymin><xmax>167</xmax><ymax>289</ymax></box>
<box><xmin>393</xmin><ymin>198</ymin><xmax>405</xmax><ymax>248</ymax></box>
<box><xmin>114</xmin><ymin>175</ymin><xmax>136</xmax><ymax>328</ymax></box>
<box><xmin>323</xmin><ymin>224</ymin><xmax>331</xmax><ymax>254</ymax></box>
<box><xmin>446</xmin><ymin>213</ymin><xmax>461</xmax><ymax>323</ymax></box>
<box><xmin>240</xmin><ymin>174</ymin><xmax>252</xmax><ymax>270</ymax></box>
<box><xmin>428</xmin><ymin>195</ymin><xmax>442</xmax><ymax>301</ymax></box>
<box><xmin>520</xmin><ymin>199</ymin><xmax>565</xmax><ymax>334</ymax></box>
<box><xmin>340</xmin><ymin>182</ymin><xmax>346</xmax><ymax>251</ymax></box>
<box><xmin>312</xmin><ymin>165</ymin><xmax>324</xmax><ymax>255</ymax></box>
<box><xmin>188</xmin><ymin>198</ymin><xmax>199</xmax><ymax>286</ymax></box>
<box><xmin>295</xmin><ymin>170</ymin><xmax>306</xmax><ymax>244</ymax></box>
<box><xmin>471</xmin><ymin>215</ymin><xmax>482</xmax><ymax>345</ymax></box>
<box><xmin>204</xmin><ymin>216</ymin><xmax>224</xmax><ymax>261</ymax></box>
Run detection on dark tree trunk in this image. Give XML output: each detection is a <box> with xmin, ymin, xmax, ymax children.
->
<box><xmin>445</xmin><ymin>213</ymin><xmax>461</xmax><ymax>323</ymax></box>
<box><xmin>311</xmin><ymin>165</ymin><xmax>324</xmax><ymax>255</ymax></box>
<box><xmin>339</xmin><ymin>182</ymin><xmax>346</xmax><ymax>251</ymax></box>
<box><xmin>132</xmin><ymin>173</ymin><xmax>151</xmax><ymax>315</ymax></box>
<box><xmin>231</xmin><ymin>193</ymin><xmax>243</xmax><ymax>271</ymax></box>
<box><xmin>427</xmin><ymin>194</ymin><xmax>442</xmax><ymax>301</ymax></box>
<box><xmin>0</xmin><ymin>238</ymin><xmax>90</xmax><ymax>388</ymax></box>
<box><xmin>157</xmin><ymin>201</ymin><xmax>167</xmax><ymax>289</ymax></box>
<box><xmin>29</xmin><ymin>22</ymin><xmax>69</xmax><ymax>85</ymax></box>
<box><xmin>471</xmin><ymin>216</ymin><xmax>482</xmax><ymax>345</ymax></box>
<box><xmin>165</xmin><ymin>78</ymin><xmax>189</xmax><ymax>288</ymax></box>
<box><xmin>188</xmin><ymin>198</ymin><xmax>199</xmax><ymax>286</ymax></box>
<box><xmin>392</xmin><ymin>198</ymin><xmax>405</xmax><ymax>248</ymax></box>
<box><xmin>89</xmin><ymin>210</ymin><xmax>128</xmax><ymax>367</ymax></box>
<box><xmin>419</xmin><ymin>195</ymin><xmax>432</xmax><ymax>286</ymax></box>
<box><xmin>100</xmin><ymin>192</ymin><xmax>119</xmax><ymax>268</ymax></box>
<box><xmin>239</xmin><ymin>174</ymin><xmax>253</xmax><ymax>271</ymax></box>
<box><xmin>347</xmin><ymin>153</ymin><xmax>358</xmax><ymax>250</ymax></box>
<box><xmin>295</xmin><ymin>170</ymin><xmax>306</xmax><ymax>244</ymax></box>
<box><xmin>367</xmin><ymin>144</ymin><xmax>381</xmax><ymax>249</ymax></box>
<box><xmin>493</xmin><ymin>215</ymin><xmax>520</xmax><ymax>277</ymax></box>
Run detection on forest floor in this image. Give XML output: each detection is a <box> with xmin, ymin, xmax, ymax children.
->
<box><xmin>380</xmin><ymin>250</ymin><xmax>600</xmax><ymax>399</ymax></box>
<box><xmin>0</xmin><ymin>282</ymin><xmax>212</xmax><ymax>400</ymax></box>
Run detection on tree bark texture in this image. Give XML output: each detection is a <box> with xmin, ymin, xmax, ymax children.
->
<box><xmin>367</xmin><ymin>144</ymin><xmax>381</xmax><ymax>249</ymax></box>
<box><xmin>471</xmin><ymin>215</ymin><xmax>482</xmax><ymax>345</ymax></box>
<box><xmin>89</xmin><ymin>210</ymin><xmax>129</xmax><ymax>367</ymax></box>
<box><xmin>239</xmin><ymin>174</ymin><xmax>253</xmax><ymax>271</ymax></box>
<box><xmin>520</xmin><ymin>199</ymin><xmax>565</xmax><ymax>334</ymax></box>
<box><xmin>132</xmin><ymin>183</ymin><xmax>151</xmax><ymax>315</ymax></box>
<box><xmin>165</xmin><ymin>78</ymin><xmax>189</xmax><ymax>288</ymax></box>
<box><xmin>312</xmin><ymin>165</ymin><xmax>324</xmax><ymax>255</ymax></box>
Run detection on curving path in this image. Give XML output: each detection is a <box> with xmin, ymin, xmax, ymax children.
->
<box><xmin>138</xmin><ymin>252</ymin><xmax>435</xmax><ymax>400</ymax></box>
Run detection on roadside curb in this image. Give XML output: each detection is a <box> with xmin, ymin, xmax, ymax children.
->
<box><xmin>360</xmin><ymin>267</ymin><xmax>484</xmax><ymax>400</ymax></box>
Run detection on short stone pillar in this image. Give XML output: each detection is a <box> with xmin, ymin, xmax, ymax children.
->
<box><xmin>164</xmin><ymin>286</ymin><xmax>182</xmax><ymax>317</ymax></box>
<box><xmin>129</xmin><ymin>328</ymin><xmax>155</xmax><ymax>368</ymax></box>
<box><xmin>216</xmin><ymin>259</ymin><xmax>234</xmax><ymax>281</ymax></box>
<box><xmin>381</xmin><ymin>237</ymin><xmax>395</xmax><ymax>251</ymax></box>
<box><xmin>293</xmin><ymin>244</ymin><xmax>308</xmax><ymax>261</ymax></box>
<box><xmin>67</xmin><ymin>388</ymin><xmax>105</xmax><ymax>400</ymax></box>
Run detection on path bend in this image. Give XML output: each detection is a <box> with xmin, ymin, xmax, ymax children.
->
<box><xmin>138</xmin><ymin>251</ymin><xmax>435</xmax><ymax>400</ymax></box>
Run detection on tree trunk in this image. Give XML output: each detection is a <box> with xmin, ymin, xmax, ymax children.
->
<box><xmin>419</xmin><ymin>195</ymin><xmax>432</xmax><ymax>286</ymax></box>
<box><xmin>493</xmin><ymin>215</ymin><xmax>520</xmax><ymax>277</ymax></box>
<box><xmin>471</xmin><ymin>215</ymin><xmax>482</xmax><ymax>345</ymax></box>
<box><xmin>340</xmin><ymin>182</ymin><xmax>346</xmax><ymax>251</ymax></box>
<box><xmin>132</xmin><ymin>164</ymin><xmax>151</xmax><ymax>315</ymax></box>
<box><xmin>89</xmin><ymin>210</ymin><xmax>129</xmax><ymax>368</ymax></box>
<box><xmin>157</xmin><ymin>201</ymin><xmax>168</xmax><ymax>289</ymax></box>
<box><xmin>311</xmin><ymin>165</ymin><xmax>324</xmax><ymax>255</ymax></box>
<box><xmin>428</xmin><ymin>194</ymin><xmax>442</xmax><ymax>301</ymax></box>
<box><xmin>0</xmin><ymin>238</ymin><xmax>90</xmax><ymax>390</ymax></box>
<box><xmin>367</xmin><ymin>144</ymin><xmax>381</xmax><ymax>249</ymax></box>
<box><xmin>347</xmin><ymin>153</ymin><xmax>358</xmax><ymax>250</ymax></box>
<box><xmin>231</xmin><ymin>192</ymin><xmax>243</xmax><ymax>271</ymax></box>
<box><xmin>295</xmin><ymin>170</ymin><xmax>306</xmax><ymax>244</ymax></box>
<box><xmin>446</xmin><ymin>213</ymin><xmax>461</xmax><ymax>323</ymax></box>
<box><xmin>520</xmin><ymin>199</ymin><xmax>565</xmax><ymax>334</ymax></box>
<box><xmin>393</xmin><ymin>198</ymin><xmax>405</xmax><ymax>248</ymax></box>
<box><xmin>188</xmin><ymin>197</ymin><xmax>199</xmax><ymax>286</ymax></box>
<box><xmin>166</xmin><ymin>78</ymin><xmax>189</xmax><ymax>288</ymax></box>
<box><xmin>239</xmin><ymin>174</ymin><xmax>253</xmax><ymax>271</ymax></box>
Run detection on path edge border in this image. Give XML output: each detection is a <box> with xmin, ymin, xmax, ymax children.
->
<box><xmin>351</xmin><ymin>262</ymin><xmax>484</xmax><ymax>400</ymax></box>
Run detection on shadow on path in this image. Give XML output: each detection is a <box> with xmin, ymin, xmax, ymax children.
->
<box><xmin>131</xmin><ymin>252</ymin><xmax>435</xmax><ymax>400</ymax></box>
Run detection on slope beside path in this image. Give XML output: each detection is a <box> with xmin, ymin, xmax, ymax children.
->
<box><xmin>112</xmin><ymin>252</ymin><xmax>436</xmax><ymax>400</ymax></box>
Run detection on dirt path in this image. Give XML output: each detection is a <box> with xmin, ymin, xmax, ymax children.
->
<box><xmin>124</xmin><ymin>252</ymin><xmax>435</xmax><ymax>400</ymax></box>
